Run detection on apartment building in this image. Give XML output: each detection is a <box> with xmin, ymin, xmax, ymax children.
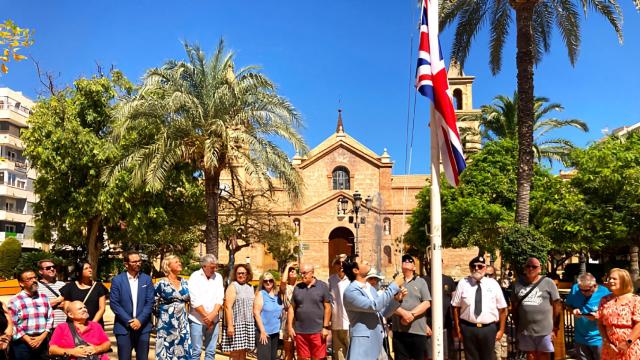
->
<box><xmin>0</xmin><ymin>87</ymin><xmax>39</xmax><ymax>249</ymax></box>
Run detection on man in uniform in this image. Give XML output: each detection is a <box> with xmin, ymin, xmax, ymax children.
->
<box><xmin>451</xmin><ymin>256</ymin><xmax>507</xmax><ymax>360</ymax></box>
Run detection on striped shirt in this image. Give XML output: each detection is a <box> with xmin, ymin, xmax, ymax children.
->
<box><xmin>8</xmin><ymin>290</ymin><xmax>53</xmax><ymax>340</ymax></box>
<box><xmin>38</xmin><ymin>280</ymin><xmax>67</xmax><ymax>326</ymax></box>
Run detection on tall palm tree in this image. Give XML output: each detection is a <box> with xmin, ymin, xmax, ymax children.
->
<box><xmin>440</xmin><ymin>0</ymin><xmax>625</xmax><ymax>225</ymax></box>
<box><xmin>479</xmin><ymin>92</ymin><xmax>589</xmax><ymax>166</ymax></box>
<box><xmin>109</xmin><ymin>40</ymin><xmax>308</xmax><ymax>257</ymax></box>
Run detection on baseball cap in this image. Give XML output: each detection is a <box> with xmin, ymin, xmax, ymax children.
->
<box><xmin>365</xmin><ymin>267</ymin><xmax>385</xmax><ymax>280</ymax></box>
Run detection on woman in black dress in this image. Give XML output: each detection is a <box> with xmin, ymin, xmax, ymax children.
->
<box><xmin>0</xmin><ymin>300</ymin><xmax>13</xmax><ymax>360</ymax></box>
<box><xmin>60</xmin><ymin>261</ymin><xmax>109</xmax><ymax>326</ymax></box>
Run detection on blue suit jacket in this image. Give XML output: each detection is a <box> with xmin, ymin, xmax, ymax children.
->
<box><xmin>343</xmin><ymin>281</ymin><xmax>401</xmax><ymax>360</ymax></box>
<box><xmin>109</xmin><ymin>271</ymin><xmax>155</xmax><ymax>335</ymax></box>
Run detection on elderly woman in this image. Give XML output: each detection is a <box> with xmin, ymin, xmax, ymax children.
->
<box><xmin>221</xmin><ymin>264</ymin><xmax>255</xmax><ymax>360</ymax></box>
<box><xmin>253</xmin><ymin>272</ymin><xmax>284</xmax><ymax>360</ymax></box>
<box><xmin>61</xmin><ymin>261</ymin><xmax>108</xmax><ymax>326</ymax></box>
<box><xmin>598</xmin><ymin>268</ymin><xmax>640</xmax><ymax>360</ymax></box>
<box><xmin>155</xmin><ymin>255</ymin><xmax>191</xmax><ymax>360</ymax></box>
<box><xmin>48</xmin><ymin>301</ymin><xmax>111</xmax><ymax>360</ymax></box>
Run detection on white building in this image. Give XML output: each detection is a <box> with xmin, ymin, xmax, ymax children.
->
<box><xmin>0</xmin><ymin>88</ymin><xmax>39</xmax><ymax>249</ymax></box>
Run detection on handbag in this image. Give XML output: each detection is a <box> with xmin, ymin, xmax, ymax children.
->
<box><xmin>512</xmin><ymin>276</ymin><xmax>546</xmax><ymax>326</ymax></box>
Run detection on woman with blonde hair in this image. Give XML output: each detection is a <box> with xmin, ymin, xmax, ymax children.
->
<box><xmin>222</xmin><ymin>264</ymin><xmax>255</xmax><ymax>360</ymax></box>
<box><xmin>253</xmin><ymin>271</ymin><xmax>284</xmax><ymax>360</ymax></box>
<box><xmin>598</xmin><ymin>268</ymin><xmax>640</xmax><ymax>360</ymax></box>
<box><xmin>154</xmin><ymin>255</ymin><xmax>191</xmax><ymax>359</ymax></box>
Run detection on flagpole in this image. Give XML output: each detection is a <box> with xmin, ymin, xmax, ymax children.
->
<box><xmin>430</xmin><ymin>108</ymin><xmax>444</xmax><ymax>360</ymax></box>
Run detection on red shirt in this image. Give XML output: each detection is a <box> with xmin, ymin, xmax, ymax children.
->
<box><xmin>49</xmin><ymin>321</ymin><xmax>110</xmax><ymax>360</ymax></box>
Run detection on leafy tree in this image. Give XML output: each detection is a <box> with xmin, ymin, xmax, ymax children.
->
<box><xmin>22</xmin><ymin>71</ymin><xmax>202</xmax><ymax>273</ymax></box>
<box><xmin>440</xmin><ymin>0</ymin><xmax>625</xmax><ymax>226</ymax></box>
<box><xmin>499</xmin><ymin>225</ymin><xmax>551</xmax><ymax>273</ymax></box>
<box><xmin>0</xmin><ymin>237</ymin><xmax>22</xmax><ymax>278</ymax></box>
<box><xmin>0</xmin><ymin>20</ymin><xmax>33</xmax><ymax>74</ymax></box>
<box><xmin>108</xmin><ymin>40</ymin><xmax>308</xmax><ymax>258</ymax></box>
<box><xmin>569</xmin><ymin>133</ymin><xmax>640</xmax><ymax>279</ymax></box>
<box><xmin>467</xmin><ymin>92</ymin><xmax>588</xmax><ymax>166</ymax></box>
<box><xmin>263</xmin><ymin>225</ymin><xmax>300</xmax><ymax>273</ymax></box>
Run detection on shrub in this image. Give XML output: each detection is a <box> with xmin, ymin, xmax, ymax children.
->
<box><xmin>499</xmin><ymin>225</ymin><xmax>551</xmax><ymax>275</ymax></box>
<box><xmin>0</xmin><ymin>237</ymin><xmax>22</xmax><ymax>278</ymax></box>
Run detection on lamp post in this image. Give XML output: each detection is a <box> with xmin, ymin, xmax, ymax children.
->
<box><xmin>337</xmin><ymin>191</ymin><xmax>372</xmax><ymax>257</ymax></box>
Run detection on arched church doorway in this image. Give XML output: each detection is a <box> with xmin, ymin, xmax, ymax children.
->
<box><xmin>328</xmin><ymin>227</ymin><xmax>355</xmax><ymax>274</ymax></box>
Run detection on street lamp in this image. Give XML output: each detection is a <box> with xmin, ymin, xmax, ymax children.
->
<box><xmin>337</xmin><ymin>190</ymin><xmax>373</xmax><ymax>257</ymax></box>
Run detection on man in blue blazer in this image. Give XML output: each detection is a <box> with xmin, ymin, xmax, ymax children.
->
<box><xmin>110</xmin><ymin>250</ymin><xmax>155</xmax><ymax>360</ymax></box>
<box><xmin>342</xmin><ymin>258</ymin><xmax>407</xmax><ymax>360</ymax></box>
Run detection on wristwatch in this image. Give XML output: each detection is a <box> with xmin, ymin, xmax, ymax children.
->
<box><xmin>323</xmin><ymin>325</ymin><xmax>331</xmax><ymax>330</ymax></box>
<box><xmin>627</xmin><ymin>339</ymin><xmax>633</xmax><ymax>345</ymax></box>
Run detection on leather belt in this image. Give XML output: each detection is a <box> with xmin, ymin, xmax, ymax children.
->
<box><xmin>460</xmin><ymin>319</ymin><xmax>497</xmax><ymax>328</ymax></box>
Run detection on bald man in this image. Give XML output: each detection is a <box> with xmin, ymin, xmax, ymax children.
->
<box><xmin>287</xmin><ymin>264</ymin><xmax>331</xmax><ymax>360</ymax></box>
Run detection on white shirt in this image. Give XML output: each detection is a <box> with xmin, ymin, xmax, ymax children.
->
<box><xmin>451</xmin><ymin>276</ymin><xmax>507</xmax><ymax>324</ymax></box>
<box><xmin>328</xmin><ymin>273</ymin><xmax>350</xmax><ymax>330</ymax></box>
<box><xmin>127</xmin><ymin>272</ymin><xmax>139</xmax><ymax>317</ymax></box>
<box><xmin>188</xmin><ymin>268</ymin><xmax>224</xmax><ymax>324</ymax></box>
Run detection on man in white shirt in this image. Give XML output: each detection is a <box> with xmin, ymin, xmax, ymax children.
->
<box><xmin>327</xmin><ymin>254</ymin><xmax>350</xmax><ymax>360</ymax></box>
<box><xmin>188</xmin><ymin>254</ymin><xmax>224</xmax><ymax>360</ymax></box>
<box><xmin>451</xmin><ymin>256</ymin><xmax>507</xmax><ymax>360</ymax></box>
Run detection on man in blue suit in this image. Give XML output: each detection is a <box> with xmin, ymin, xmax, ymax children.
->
<box><xmin>110</xmin><ymin>250</ymin><xmax>155</xmax><ymax>360</ymax></box>
<box><xmin>342</xmin><ymin>257</ymin><xmax>407</xmax><ymax>360</ymax></box>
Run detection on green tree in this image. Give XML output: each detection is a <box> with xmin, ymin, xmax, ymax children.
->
<box><xmin>440</xmin><ymin>0</ymin><xmax>624</xmax><ymax>226</ymax></box>
<box><xmin>0</xmin><ymin>237</ymin><xmax>22</xmax><ymax>278</ymax></box>
<box><xmin>22</xmin><ymin>72</ymin><xmax>202</xmax><ymax>272</ymax></box>
<box><xmin>0</xmin><ymin>20</ymin><xmax>33</xmax><ymax>74</ymax></box>
<box><xmin>569</xmin><ymin>132</ymin><xmax>640</xmax><ymax>279</ymax></box>
<box><xmin>109</xmin><ymin>40</ymin><xmax>308</xmax><ymax>258</ymax></box>
<box><xmin>263</xmin><ymin>225</ymin><xmax>300</xmax><ymax>273</ymax></box>
<box><xmin>472</xmin><ymin>92</ymin><xmax>588</xmax><ymax>166</ymax></box>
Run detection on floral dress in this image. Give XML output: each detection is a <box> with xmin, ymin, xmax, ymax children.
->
<box><xmin>155</xmin><ymin>278</ymin><xmax>191</xmax><ymax>360</ymax></box>
<box><xmin>599</xmin><ymin>293</ymin><xmax>640</xmax><ymax>360</ymax></box>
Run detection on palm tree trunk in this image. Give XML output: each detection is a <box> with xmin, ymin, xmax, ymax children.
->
<box><xmin>87</xmin><ymin>215</ymin><xmax>102</xmax><ymax>279</ymax></box>
<box><xmin>204</xmin><ymin>171</ymin><xmax>221</xmax><ymax>258</ymax></box>
<box><xmin>512</xmin><ymin>0</ymin><xmax>537</xmax><ymax>226</ymax></box>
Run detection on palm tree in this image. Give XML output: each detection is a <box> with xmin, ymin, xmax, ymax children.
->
<box><xmin>109</xmin><ymin>40</ymin><xmax>308</xmax><ymax>257</ymax></box>
<box><xmin>479</xmin><ymin>92</ymin><xmax>589</xmax><ymax>166</ymax></box>
<box><xmin>440</xmin><ymin>0</ymin><xmax>625</xmax><ymax>225</ymax></box>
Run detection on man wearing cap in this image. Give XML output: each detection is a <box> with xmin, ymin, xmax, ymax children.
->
<box><xmin>391</xmin><ymin>254</ymin><xmax>432</xmax><ymax>360</ymax></box>
<box><xmin>328</xmin><ymin>254</ymin><xmax>350</xmax><ymax>360</ymax></box>
<box><xmin>451</xmin><ymin>256</ymin><xmax>507</xmax><ymax>360</ymax></box>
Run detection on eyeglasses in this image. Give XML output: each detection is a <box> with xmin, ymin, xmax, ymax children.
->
<box><xmin>472</xmin><ymin>264</ymin><xmax>486</xmax><ymax>270</ymax></box>
<box><xmin>525</xmin><ymin>265</ymin><xmax>540</xmax><ymax>269</ymax></box>
<box><xmin>40</xmin><ymin>266</ymin><xmax>55</xmax><ymax>271</ymax></box>
<box><xmin>237</xmin><ymin>271</ymin><xmax>247</xmax><ymax>275</ymax></box>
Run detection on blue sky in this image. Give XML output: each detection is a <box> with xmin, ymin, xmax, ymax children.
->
<box><xmin>3</xmin><ymin>1</ymin><xmax>639</xmax><ymax>175</ymax></box>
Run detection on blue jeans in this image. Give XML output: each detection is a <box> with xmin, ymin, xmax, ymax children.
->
<box><xmin>190</xmin><ymin>320</ymin><xmax>220</xmax><ymax>360</ymax></box>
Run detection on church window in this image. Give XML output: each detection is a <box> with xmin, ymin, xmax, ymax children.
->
<box><xmin>383</xmin><ymin>217</ymin><xmax>391</xmax><ymax>235</ymax></box>
<box><xmin>293</xmin><ymin>218</ymin><xmax>301</xmax><ymax>236</ymax></box>
<box><xmin>453</xmin><ymin>88</ymin><xmax>463</xmax><ymax>110</ymax></box>
<box><xmin>332</xmin><ymin>166</ymin><xmax>350</xmax><ymax>190</ymax></box>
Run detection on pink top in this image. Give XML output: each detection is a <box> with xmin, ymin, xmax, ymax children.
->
<box><xmin>49</xmin><ymin>321</ymin><xmax>110</xmax><ymax>360</ymax></box>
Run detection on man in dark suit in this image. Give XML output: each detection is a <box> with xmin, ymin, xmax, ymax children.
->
<box><xmin>110</xmin><ymin>250</ymin><xmax>155</xmax><ymax>360</ymax></box>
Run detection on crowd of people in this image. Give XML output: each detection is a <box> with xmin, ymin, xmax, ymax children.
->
<box><xmin>0</xmin><ymin>251</ymin><xmax>639</xmax><ymax>360</ymax></box>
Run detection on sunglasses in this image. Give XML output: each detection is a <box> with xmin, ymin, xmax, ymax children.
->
<box><xmin>471</xmin><ymin>264</ymin><xmax>486</xmax><ymax>270</ymax></box>
<box><xmin>237</xmin><ymin>271</ymin><xmax>247</xmax><ymax>275</ymax></box>
<box><xmin>264</xmin><ymin>279</ymin><xmax>274</xmax><ymax>284</ymax></box>
<box><xmin>40</xmin><ymin>266</ymin><xmax>55</xmax><ymax>271</ymax></box>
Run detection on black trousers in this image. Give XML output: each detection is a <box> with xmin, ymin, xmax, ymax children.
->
<box><xmin>392</xmin><ymin>332</ymin><xmax>428</xmax><ymax>360</ymax></box>
<box><xmin>256</xmin><ymin>331</ymin><xmax>279</xmax><ymax>360</ymax></box>
<box><xmin>460</xmin><ymin>322</ymin><xmax>497</xmax><ymax>360</ymax></box>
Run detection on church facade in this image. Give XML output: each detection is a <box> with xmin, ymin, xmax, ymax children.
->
<box><xmin>217</xmin><ymin>63</ymin><xmax>481</xmax><ymax>281</ymax></box>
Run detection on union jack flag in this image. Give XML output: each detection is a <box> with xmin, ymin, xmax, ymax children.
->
<box><xmin>416</xmin><ymin>0</ymin><xmax>466</xmax><ymax>187</ymax></box>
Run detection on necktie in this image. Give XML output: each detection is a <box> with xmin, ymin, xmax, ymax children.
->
<box><xmin>474</xmin><ymin>282</ymin><xmax>482</xmax><ymax>318</ymax></box>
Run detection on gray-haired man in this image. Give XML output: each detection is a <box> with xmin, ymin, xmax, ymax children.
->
<box><xmin>188</xmin><ymin>254</ymin><xmax>224</xmax><ymax>360</ymax></box>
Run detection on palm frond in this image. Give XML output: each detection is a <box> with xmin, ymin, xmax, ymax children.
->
<box><xmin>488</xmin><ymin>0</ymin><xmax>512</xmax><ymax>75</ymax></box>
<box><xmin>451</xmin><ymin>0</ymin><xmax>490</xmax><ymax>68</ymax></box>
<box><xmin>551</xmin><ymin>0</ymin><xmax>582</xmax><ymax>65</ymax></box>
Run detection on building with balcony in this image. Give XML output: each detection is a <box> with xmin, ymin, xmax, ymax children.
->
<box><xmin>0</xmin><ymin>87</ymin><xmax>39</xmax><ymax>249</ymax></box>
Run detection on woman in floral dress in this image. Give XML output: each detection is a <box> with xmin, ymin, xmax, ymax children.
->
<box><xmin>155</xmin><ymin>255</ymin><xmax>191</xmax><ymax>360</ymax></box>
<box><xmin>598</xmin><ymin>268</ymin><xmax>640</xmax><ymax>360</ymax></box>
<box><xmin>222</xmin><ymin>264</ymin><xmax>256</xmax><ymax>360</ymax></box>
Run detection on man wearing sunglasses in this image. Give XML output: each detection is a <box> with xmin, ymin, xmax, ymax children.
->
<box><xmin>565</xmin><ymin>272</ymin><xmax>610</xmax><ymax>360</ymax></box>
<box><xmin>37</xmin><ymin>259</ymin><xmax>67</xmax><ymax>327</ymax></box>
<box><xmin>391</xmin><ymin>254</ymin><xmax>432</xmax><ymax>360</ymax></box>
<box><xmin>451</xmin><ymin>256</ymin><xmax>507</xmax><ymax>360</ymax></box>
<box><xmin>512</xmin><ymin>257</ymin><xmax>561</xmax><ymax>360</ymax></box>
